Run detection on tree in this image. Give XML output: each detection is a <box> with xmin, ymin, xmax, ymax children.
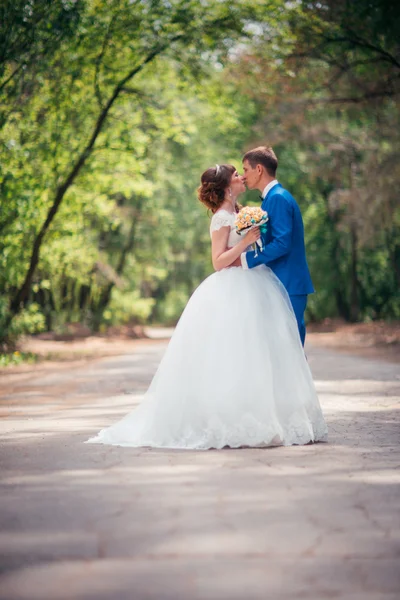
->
<box><xmin>228</xmin><ymin>0</ymin><xmax>400</xmax><ymax>321</ymax></box>
<box><xmin>1</xmin><ymin>0</ymin><xmax>277</xmax><ymax>339</ymax></box>
<box><xmin>287</xmin><ymin>0</ymin><xmax>400</xmax><ymax>104</ymax></box>
<box><xmin>0</xmin><ymin>0</ymin><xmax>84</xmax><ymax>128</ymax></box>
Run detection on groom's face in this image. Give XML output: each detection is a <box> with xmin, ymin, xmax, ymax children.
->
<box><xmin>242</xmin><ymin>160</ymin><xmax>260</xmax><ymax>190</ymax></box>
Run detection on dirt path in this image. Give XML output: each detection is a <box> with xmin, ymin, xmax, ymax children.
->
<box><xmin>0</xmin><ymin>338</ymin><xmax>399</xmax><ymax>599</ymax></box>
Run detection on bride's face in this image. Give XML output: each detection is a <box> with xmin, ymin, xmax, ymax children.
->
<box><xmin>230</xmin><ymin>170</ymin><xmax>246</xmax><ymax>196</ymax></box>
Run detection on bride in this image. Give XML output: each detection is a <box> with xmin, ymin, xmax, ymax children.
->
<box><xmin>87</xmin><ymin>164</ymin><xmax>327</xmax><ymax>449</ymax></box>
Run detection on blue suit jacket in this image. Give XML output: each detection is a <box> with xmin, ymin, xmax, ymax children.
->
<box><xmin>244</xmin><ymin>184</ymin><xmax>314</xmax><ymax>295</ymax></box>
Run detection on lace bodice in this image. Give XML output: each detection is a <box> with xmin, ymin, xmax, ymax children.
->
<box><xmin>210</xmin><ymin>210</ymin><xmax>240</xmax><ymax>248</ymax></box>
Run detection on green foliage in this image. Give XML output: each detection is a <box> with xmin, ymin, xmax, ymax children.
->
<box><xmin>0</xmin><ymin>298</ymin><xmax>46</xmax><ymax>347</ymax></box>
<box><xmin>102</xmin><ymin>289</ymin><xmax>156</xmax><ymax>328</ymax></box>
<box><xmin>0</xmin><ymin>0</ymin><xmax>398</xmax><ymax>346</ymax></box>
<box><xmin>0</xmin><ymin>351</ymin><xmax>38</xmax><ymax>367</ymax></box>
<box><xmin>231</xmin><ymin>0</ymin><xmax>400</xmax><ymax>322</ymax></box>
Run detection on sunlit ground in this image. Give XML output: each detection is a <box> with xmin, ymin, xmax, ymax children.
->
<box><xmin>0</xmin><ymin>341</ymin><xmax>399</xmax><ymax>599</ymax></box>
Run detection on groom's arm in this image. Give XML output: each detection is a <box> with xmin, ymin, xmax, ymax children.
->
<box><xmin>241</xmin><ymin>194</ymin><xmax>293</xmax><ymax>269</ymax></box>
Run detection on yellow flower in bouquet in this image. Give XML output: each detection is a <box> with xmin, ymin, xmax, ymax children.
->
<box><xmin>235</xmin><ymin>206</ymin><xmax>269</xmax><ymax>256</ymax></box>
<box><xmin>235</xmin><ymin>206</ymin><xmax>268</xmax><ymax>233</ymax></box>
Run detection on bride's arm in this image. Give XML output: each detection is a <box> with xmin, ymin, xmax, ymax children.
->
<box><xmin>211</xmin><ymin>227</ymin><xmax>260</xmax><ymax>271</ymax></box>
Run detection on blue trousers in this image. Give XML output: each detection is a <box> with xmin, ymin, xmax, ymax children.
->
<box><xmin>289</xmin><ymin>295</ymin><xmax>308</xmax><ymax>346</ymax></box>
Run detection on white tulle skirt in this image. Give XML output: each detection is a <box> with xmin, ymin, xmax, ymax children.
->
<box><xmin>87</xmin><ymin>266</ymin><xmax>327</xmax><ymax>450</ymax></box>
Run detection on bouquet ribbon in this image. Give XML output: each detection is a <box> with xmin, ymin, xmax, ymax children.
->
<box><xmin>256</xmin><ymin>222</ymin><xmax>268</xmax><ymax>255</ymax></box>
<box><xmin>235</xmin><ymin>207</ymin><xmax>269</xmax><ymax>257</ymax></box>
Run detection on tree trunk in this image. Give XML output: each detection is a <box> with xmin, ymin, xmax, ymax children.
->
<box><xmin>389</xmin><ymin>242</ymin><xmax>400</xmax><ymax>287</ymax></box>
<box><xmin>349</xmin><ymin>222</ymin><xmax>360</xmax><ymax>322</ymax></box>
<box><xmin>7</xmin><ymin>45</ymin><xmax>166</xmax><ymax>325</ymax></box>
<box><xmin>327</xmin><ymin>207</ymin><xmax>350</xmax><ymax>320</ymax></box>
<box><xmin>91</xmin><ymin>206</ymin><xmax>142</xmax><ymax>331</ymax></box>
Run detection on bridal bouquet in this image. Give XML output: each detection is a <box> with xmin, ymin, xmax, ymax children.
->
<box><xmin>235</xmin><ymin>206</ymin><xmax>269</xmax><ymax>254</ymax></box>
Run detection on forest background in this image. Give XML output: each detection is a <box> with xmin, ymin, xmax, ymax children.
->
<box><xmin>1</xmin><ymin>0</ymin><xmax>399</xmax><ymax>356</ymax></box>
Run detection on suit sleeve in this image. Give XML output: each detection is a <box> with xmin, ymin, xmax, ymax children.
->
<box><xmin>241</xmin><ymin>193</ymin><xmax>293</xmax><ymax>269</ymax></box>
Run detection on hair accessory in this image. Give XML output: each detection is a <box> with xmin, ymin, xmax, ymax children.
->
<box><xmin>215</xmin><ymin>164</ymin><xmax>220</xmax><ymax>174</ymax></box>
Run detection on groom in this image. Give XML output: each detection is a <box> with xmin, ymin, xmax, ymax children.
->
<box><xmin>241</xmin><ymin>146</ymin><xmax>314</xmax><ymax>346</ymax></box>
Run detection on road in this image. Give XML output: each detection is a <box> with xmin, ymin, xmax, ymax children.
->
<box><xmin>0</xmin><ymin>339</ymin><xmax>399</xmax><ymax>599</ymax></box>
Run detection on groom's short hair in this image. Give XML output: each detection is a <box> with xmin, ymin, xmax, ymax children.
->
<box><xmin>243</xmin><ymin>146</ymin><xmax>278</xmax><ymax>177</ymax></box>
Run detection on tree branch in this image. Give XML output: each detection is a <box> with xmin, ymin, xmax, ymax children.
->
<box><xmin>9</xmin><ymin>43</ymin><xmax>171</xmax><ymax>315</ymax></box>
<box><xmin>309</xmin><ymin>89</ymin><xmax>398</xmax><ymax>104</ymax></box>
<box><xmin>0</xmin><ymin>61</ymin><xmax>25</xmax><ymax>92</ymax></box>
<box><xmin>321</xmin><ymin>32</ymin><xmax>400</xmax><ymax>70</ymax></box>
<box><xmin>94</xmin><ymin>12</ymin><xmax>120</xmax><ymax>108</ymax></box>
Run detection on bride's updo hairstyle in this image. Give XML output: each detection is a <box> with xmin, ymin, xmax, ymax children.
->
<box><xmin>198</xmin><ymin>164</ymin><xmax>236</xmax><ymax>214</ymax></box>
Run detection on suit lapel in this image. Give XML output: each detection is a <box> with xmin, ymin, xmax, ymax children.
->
<box><xmin>265</xmin><ymin>183</ymin><xmax>282</xmax><ymax>203</ymax></box>
<box><xmin>262</xmin><ymin>183</ymin><xmax>282</xmax><ymax>210</ymax></box>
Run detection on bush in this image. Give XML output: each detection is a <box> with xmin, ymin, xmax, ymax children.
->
<box><xmin>0</xmin><ymin>300</ymin><xmax>46</xmax><ymax>348</ymax></box>
<box><xmin>0</xmin><ymin>351</ymin><xmax>37</xmax><ymax>367</ymax></box>
<box><xmin>101</xmin><ymin>289</ymin><xmax>156</xmax><ymax>328</ymax></box>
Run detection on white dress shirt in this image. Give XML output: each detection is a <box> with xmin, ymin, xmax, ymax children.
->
<box><xmin>261</xmin><ymin>179</ymin><xmax>279</xmax><ymax>199</ymax></box>
<box><xmin>240</xmin><ymin>179</ymin><xmax>279</xmax><ymax>269</ymax></box>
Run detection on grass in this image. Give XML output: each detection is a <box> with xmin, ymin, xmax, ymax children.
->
<box><xmin>0</xmin><ymin>351</ymin><xmax>38</xmax><ymax>367</ymax></box>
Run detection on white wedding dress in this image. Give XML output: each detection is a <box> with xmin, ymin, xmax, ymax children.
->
<box><xmin>87</xmin><ymin>209</ymin><xmax>327</xmax><ymax>450</ymax></box>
